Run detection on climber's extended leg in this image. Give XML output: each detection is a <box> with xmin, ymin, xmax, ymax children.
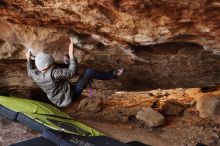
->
<box><xmin>72</xmin><ymin>68</ymin><xmax>124</xmax><ymax>98</ymax></box>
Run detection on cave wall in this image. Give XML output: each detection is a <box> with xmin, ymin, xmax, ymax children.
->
<box><xmin>0</xmin><ymin>0</ymin><xmax>220</xmax><ymax>91</ymax></box>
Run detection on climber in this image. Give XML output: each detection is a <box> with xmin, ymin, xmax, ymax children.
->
<box><xmin>25</xmin><ymin>36</ymin><xmax>124</xmax><ymax>107</ymax></box>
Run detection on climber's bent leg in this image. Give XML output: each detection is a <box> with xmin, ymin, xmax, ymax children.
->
<box><xmin>73</xmin><ymin>69</ymin><xmax>117</xmax><ymax>98</ymax></box>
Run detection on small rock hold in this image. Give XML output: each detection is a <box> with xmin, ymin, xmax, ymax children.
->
<box><xmin>188</xmin><ymin>100</ymin><xmax>196</xmax><ymax>107</ymax></box>
<box><xmin>136</xmin><ymin>107</ymin><xmax>165</xmax><ymax>127</ymax></box>
<box><xmin>78</xmin><ymin>97</ymin><xmax>102</xmax><ymax>114</ymax></box>
<box><xmin>190</xmin><ymin>140</ymin><xmax>195</xmax><ymax>144</ymax></box>
<box><xmin>148</xmin><ymin>89</ymin><xmax>169</xmax><ymax>98</ymax></box>
<box><xmin>162</xmin><ymin>100</ymin><xmax>185</xmax><ymax>116</ymax></box>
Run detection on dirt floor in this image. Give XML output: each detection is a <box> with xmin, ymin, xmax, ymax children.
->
<box><xmin>1</xmin><ymin>87</ymin><xmax>220</xmax><ymax>146</ymax></box>
<box><xmin>0</xmin><ymin>117</ymin><xmax>39</xmax><ymax>146</ymax></box>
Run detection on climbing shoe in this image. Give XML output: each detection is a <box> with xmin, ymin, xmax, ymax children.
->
<box><xmin>64</xmin><ymin>54</ymin><xmax>70</xmax><ymax>65</ymax></box>
<box><xmin>113</xmin><ymin>68</ymin><xmax>124</xmax><ymax>78</ymax></box>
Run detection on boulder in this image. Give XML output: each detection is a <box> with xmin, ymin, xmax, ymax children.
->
<box><xmin>120</xmin><ymin>105</ymin><xmax>147</xmax><ymax>117</ymax></box>
<box><xmin>196</xmin><ymin>94</ymin><xmax>220</xmax><ymax>123</ymax></box>
<box><xmin>78</xmin><ymin>97</ymin><xmax>102</xmax><ymax>114</ymax></box>
<box><xmin>136</xmin><ymin>107</ymin><xmax>165</xmax><ymax>127</ymax></box>
<box><xmin>162</xmin><ymin>100</ymin><xmax>185</xmax><ymax>116</ymax></box>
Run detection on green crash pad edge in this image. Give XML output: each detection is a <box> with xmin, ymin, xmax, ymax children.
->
<box><xmin>0</xmin><ymin>95</ymin><xmax>103</xmax><ymax>136</ymax></box>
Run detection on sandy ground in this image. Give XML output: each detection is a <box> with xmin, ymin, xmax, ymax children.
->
<box><xmin>0</xmin><ymin>87</ymin><xmax>220</xmax><ymax>146</ymax></box>
<box><xmin>63</xmin><ymin>87</ymin><xmax>220</xmax><ymax>146</ymax></box>
<box><xmin>0</xmin><ymin>117</ymin><xmax>39</xmax><ymax>146</ymax></box>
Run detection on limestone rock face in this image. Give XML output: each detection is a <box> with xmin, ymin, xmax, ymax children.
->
<box><xmin>0</xmin><ymin>0</ymin><xmax>220</xmax><ymax>90</ymax></box>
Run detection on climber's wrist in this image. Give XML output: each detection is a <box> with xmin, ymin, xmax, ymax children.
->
<box><xmin>69</xmin><ymin>54</ymin><xmax>74</xmax><ymax>58</ymax></box>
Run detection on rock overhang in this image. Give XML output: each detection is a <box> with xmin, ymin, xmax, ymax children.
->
<box><xmin>0</xmin><ymin>0</ymin><xmax>220</xmax><ymax>90</ymax></box>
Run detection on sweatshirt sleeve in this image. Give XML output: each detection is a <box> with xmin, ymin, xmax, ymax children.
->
<box><xmin>27</xmin><ymin>60</ymin><xmax>37</xmax><ymax>78</ymax></box>
<box><xmin>52</xmin><ymin>57</ymin><xmax>77</xmax><ymax>80</ymax></box>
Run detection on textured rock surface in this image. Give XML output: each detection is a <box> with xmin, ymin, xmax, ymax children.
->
<box><xmin>162</xmin><ymin>100</ymin><xmax>185</xmax><ymax>116</ymax></box>
<box><xmin>196</xmin><ymin>94</ymin><xmax>220</xmax><ymax>123</ymax></box>
<box><xmin>136</xmin><ymin>107</ymin><xmax>165</xmax><ymax>127</ymax></box>
<box><xmin>78</xmin><ymin>97</ymin><xmax>102</xmax><ymax>113</ymax></box>
<box><xmin>0</xmin><ymin>0</ymin><xmax>220</xmax><ymax>90</ymax></box>
<box><xmin>119</xmin><ymin>105</ymin><xmax>147</xmax><ymax>117</ymax></box>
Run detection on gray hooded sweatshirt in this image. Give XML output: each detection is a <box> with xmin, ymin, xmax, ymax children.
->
<box><xmin>27</xmin><ymin>58</ymin><xmax>77</xmax><ymax>107</ymax></box>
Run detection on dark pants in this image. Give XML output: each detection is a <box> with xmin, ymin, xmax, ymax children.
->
<box><xmin>71</xmin><ymin>69</ymin><xmax>116</xmax><ymax>98</ymax></box>
<box><xmin>56</xmin><ymin>61</ymin><xmax>116</xmax><ymax>99</ymax></box>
